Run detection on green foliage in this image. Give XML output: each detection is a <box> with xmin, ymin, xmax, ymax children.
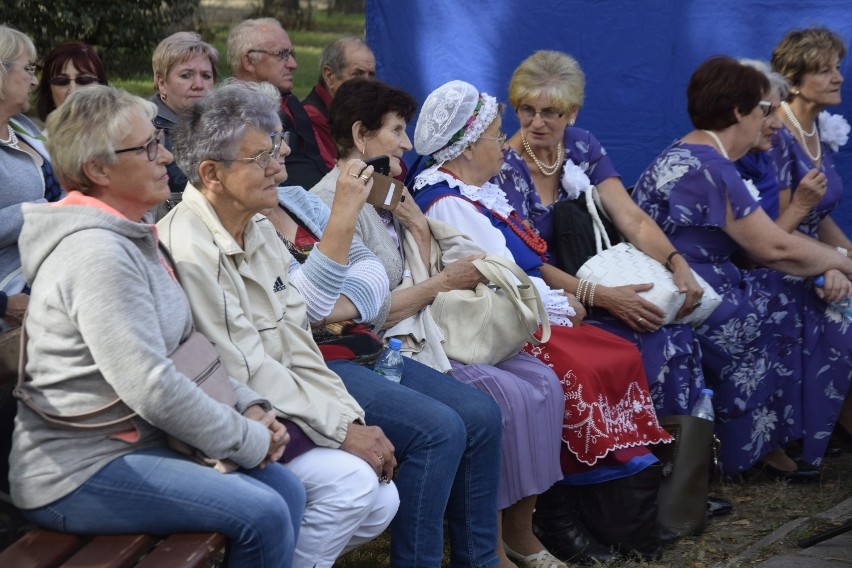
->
<box><xmin>3</xmin><ymin>0</ymin><xmax>200</xmax><ymax>77</ymax></box>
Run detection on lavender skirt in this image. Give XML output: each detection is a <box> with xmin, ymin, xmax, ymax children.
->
<box><xmin>450</xmin><ymin>351</ymin><xmax>563</xmax><ymax>509</ymax></box>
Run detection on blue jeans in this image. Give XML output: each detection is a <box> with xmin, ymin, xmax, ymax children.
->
<box><xmin>23</xmin><ymin>447</ymin><xmax>306</xmax><ymax>568</ymax></box>
<box><xmin>329</xmin><ymin>358</ymin><xmax>502</xmax><ymax>568</ymax></box>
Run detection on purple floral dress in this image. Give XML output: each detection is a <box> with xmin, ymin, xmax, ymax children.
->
<box><xmin>771</xmin><ymin>125</ymin><xmax>844</xmax><ymax>238</ymax></box>
<box><xmin>633</xmin><ymin>141</ymin><xmax>852</xmax><ymax>474</ymax></box>
<box><xmin>493</xmin><ymin>127</ymin><xmax>706</xmax><ymax>418</ymax></box>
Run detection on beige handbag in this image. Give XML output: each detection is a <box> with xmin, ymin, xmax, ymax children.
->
<box><xmin>430</xmin><ymin>255</ymin><xmax>551</xmax><ymax>366</ymax></box>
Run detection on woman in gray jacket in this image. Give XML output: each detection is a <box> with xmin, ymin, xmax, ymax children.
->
<box><xmin>10</xmin><ymin>85</ymin><xmax>305</xmax><ymax>568</ymax></box>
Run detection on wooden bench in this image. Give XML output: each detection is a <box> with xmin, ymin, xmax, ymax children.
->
<box><xmin>0</xmin><ymin>327</ymin><xmax>227</xmax><ymax>567</ymax></box>
<box><xmin>0</xmin><ymin>529</ymin><xmax>227</xmax><ymax>567</ymax></box>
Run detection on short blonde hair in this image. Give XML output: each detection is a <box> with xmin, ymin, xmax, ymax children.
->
<box><xmin>772</xmin><ymin>27</ymin><xmax>847</xmax><ymax>93</ymax></box>
<box><xmin>0</xmin><ymin>24</ymin><xmax>37</xmax><ymax>102</ymax></box>
<box><xmin>45</xmin><ymin>85</ymin><xmax>156</xmax><ymax>194</ymax></box>
<box><xmin>509</xmin><ymin>50</ymin><xmax>585</xmax><ymax>116</ymax></box>
<box><xmin>152</xmin><ymin>31</ymin><xmax>219</xmax><ymax>90</ymax></box>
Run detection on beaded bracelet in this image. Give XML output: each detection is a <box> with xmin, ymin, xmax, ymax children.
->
<box><xmin>576</xmin><ymin>279</ymin><xmax>588</xmax><ymax>306</ymax></box>
<box><xmin>664</xmin><ymin>251</ymin><xmax>683</xmax><ymax>272</ymax></box>
<box><xmin>588</xmin><ymin>283</ymin><xmax>596</xmax><ymax>308</ymax></box>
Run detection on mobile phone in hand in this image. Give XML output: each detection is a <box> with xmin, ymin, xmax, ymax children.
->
<box><xmin>364</xmin><ymin>155</ymin><xmax>391</xmax><ymax>176</ymax></box>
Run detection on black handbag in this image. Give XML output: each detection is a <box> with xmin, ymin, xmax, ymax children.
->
<box><xmin>551</xmin><ymin>196</ymin><xmax>621</xmax><ymax>275</ymax></box>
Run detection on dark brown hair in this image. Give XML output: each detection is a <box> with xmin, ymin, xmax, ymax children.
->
<box><xmin>36</xmin><ymin>41</ymin><xmax>108</xmax><ymax>121</ymax></box>
<box><xmin>687</xmin><ymin>56</ymin><xmax>768</xmax><ymax>130</ymax></box>
<box><xmin>329</xmin><ymin>78</ymin><xmax>416</xmax><ymax>157</ymax></box>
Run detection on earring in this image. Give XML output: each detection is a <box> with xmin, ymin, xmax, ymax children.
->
<box><xmin>791</xmin><ymin>89</ymin><xmax>799</xmax><ymax>96</ymax></box>
<box><xmin>569</xmin><ymin>119</ymin><xmax>575</xmax><ymax>126</ymax></box>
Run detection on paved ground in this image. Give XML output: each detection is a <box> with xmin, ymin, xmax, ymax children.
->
<box><xmin>747</xmin><ymin>497</ymin><xmax>852</xmax><ymax>567</ymax></box>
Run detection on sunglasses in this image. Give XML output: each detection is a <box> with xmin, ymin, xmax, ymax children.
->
<box><xmin>49</xmin><ymin>75</ymin><xmax>100</xmax><ymax>87</ymax></box>
<box><xmin>115</xmin><ymin>129</ymin><xmax>164</xmax><ymax>161</ymax></box>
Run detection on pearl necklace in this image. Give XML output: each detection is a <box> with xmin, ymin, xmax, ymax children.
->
<box><xmin>702</xmin><ymin>130</ymin><xmax>729</xmax><ymax>160</ymax></box>
<box><xmin>0</xmin><ymin>125</ymin><xmax>20</xmax><ymax>150</ymax></box>
<box><xmin>521</xmin><ymin>130</ymin><xmax>564</xmax><ymax>176</ymax></box>
<box><xmin>781</xmin><ymin>101</ymin><xmax>821</xmax><ymax>163</ymax></box>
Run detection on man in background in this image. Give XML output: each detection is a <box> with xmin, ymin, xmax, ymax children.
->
<box><xmin>228</xmin><ymin>18</ymin><xmax>328</xmax><ymax>189</ymax></box>
<box><xmin>303</xmin><ymin>37</ymin><xmax>376</xmax><ymax>169</ymax></box>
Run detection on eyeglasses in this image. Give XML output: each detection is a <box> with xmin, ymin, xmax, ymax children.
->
<box><xmin>49</xmin><ymin>75</ymin><xmax>100</xmax><ymax>87</ymax></box>
<box><xmin>247</xmin><ymin>48</ymin><xmax>296</xmax><ymax>62</ymax></box>
<box><xmin>479</xmin><ymin>132</ymin><xmax>507</xmax><ymax>146</ymax></box>
<box><xmin>757</xmin><ymin>100</ymin><xmax>774</xmax><ymax>118</ymax></box>
<box><xmin>517</xmin><ymin>105</ymin><xmax>564</xmax><ymax>121</ymax></box>
<box><xmin>115</xmin><ymin>129</ymin><xmax>164</xmax><ymax>161</ymax></box>
<box><xmin>233</xmin><ymin>131</ymin><xmax>290</xmax><ymax>169</ymax></box>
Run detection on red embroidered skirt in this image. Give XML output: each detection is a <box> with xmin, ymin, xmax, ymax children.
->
<box><xmin>524</xmin><ymin>323</ymin><xmax>671</xmax><ymax>472</ymax></box>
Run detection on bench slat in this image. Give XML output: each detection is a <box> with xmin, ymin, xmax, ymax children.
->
<box><xmin>63</xmin><ymin>534</ymin><xmax>156</xmax><ymax>568</ymax></box>
<box><xmin>135</xmin><ymin>533</ymin><xmax>227</xmax><ymax>568</ymax></box>
<box><xmin>0</xmin><ymin>528</ymin><xmax>87</xmax><ymax>568</ymax></box>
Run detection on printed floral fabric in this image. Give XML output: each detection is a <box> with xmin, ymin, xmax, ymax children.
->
<box><xmin>771</xmin><ymin>126</ymin><xmax>844</xmax><ymax>238</ymax></box>
<box><xmin>494</xmin><ymin>127</ymin><xmax>708</xmax><ymax>418</ymax></box>
<box><xmin>633</xmin><ymin>141</ymin><xmax>852</xmax><ymax>474</ymax></box>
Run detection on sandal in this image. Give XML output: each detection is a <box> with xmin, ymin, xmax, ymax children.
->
<box><xmin>504</xmin><ymin>544</ymin><xmax>568</xmax><ymax>568</ymax></box>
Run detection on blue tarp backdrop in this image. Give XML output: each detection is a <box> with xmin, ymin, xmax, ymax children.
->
<box><xmin>366</xmin><ymin>0</ymin><xmax>852</xmax><ymax>233</ymax></box>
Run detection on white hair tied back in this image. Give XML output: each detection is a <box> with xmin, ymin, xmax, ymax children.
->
<box><xmin>414</xmin><ymin>80</ymin><xmax>498</xmax><ymax>164</ymax></box>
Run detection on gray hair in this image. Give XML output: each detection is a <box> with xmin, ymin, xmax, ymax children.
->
<box><xmin>45</xmin><ymin>85</ymin><xmax>156</xmax><ymax>194</ymax></box>
<box><xmin>152</xmin><ymin>31</ymin><xmax>219</xmax><ymax>90</ymax></box>
<box><xmin>227</xmin><ymin>17</ymin><xmax>281</xmax><ymax>76</ymax></box>
<box><xmin>739</xmin><ymin>58</ymin><xmax>790</xmax><ymax>100</ymax></box>
<box><xmin>318</xmin><ymin>36</ymin><xmax>367</xmax><ymax>85</ymax></box>
<box><xmin>172</xmin><ymin>80</ymin><xmax>281</xmax><ymax>187</ymax></box>
<box><xmin>0</xmin><ymin>24</ymin><xmax>37</xmax><ymax>102</ymax></box>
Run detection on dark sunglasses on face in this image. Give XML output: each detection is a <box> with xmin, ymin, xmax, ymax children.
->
<box><xmin>49</xmin><ymin>75</ymin><xmax>100</xmax><ymax>87</ymax></box>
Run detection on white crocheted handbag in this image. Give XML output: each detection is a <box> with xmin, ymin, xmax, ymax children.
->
<box><xmin>576</xmin><ymin>188</ymin><xmax>721</xmax><ymax>326</ymax></box>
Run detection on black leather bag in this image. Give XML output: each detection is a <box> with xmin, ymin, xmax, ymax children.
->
<box><xmin>551</xmin><ymin>197</ymin><xmax>621</xmax><ymax>275</ymax></box>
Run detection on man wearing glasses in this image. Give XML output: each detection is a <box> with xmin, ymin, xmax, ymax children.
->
<box><xmin>228</xmin><ymin>18</ymin><xmax>329</xmax><ymax>190</ymax></box>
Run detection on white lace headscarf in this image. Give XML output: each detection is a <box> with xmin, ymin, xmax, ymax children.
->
<box><xmin>413</xmin><ymin>80</ymin><xmax>498</xmax><ymax>165</ymax></box>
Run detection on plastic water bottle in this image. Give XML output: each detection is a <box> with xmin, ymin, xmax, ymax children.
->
<box><xmin>373</xmin><ymin>338</ymin><xmax>404</xmax><ymax>383</ymax></box>
<box><xmin>691</xmin><ymin>388</ymin><xmax>715</xmax><ymax>421</ymax></box>
<box><xmin>814</xmin><ymin>275</ymin><xmax>852</xmax><ymax>320</ymax></box>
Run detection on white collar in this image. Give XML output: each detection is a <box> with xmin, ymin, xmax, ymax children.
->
<box><xmin>414</xmin><ymin>164</ymin><xmax>515</xmax><ymax>217</ymax></box>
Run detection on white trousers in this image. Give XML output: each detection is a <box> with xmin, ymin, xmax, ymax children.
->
<box><xmin>285</xmin><ymin>447</ymin><xmax>399</xmax><ymax>568</ymax></box>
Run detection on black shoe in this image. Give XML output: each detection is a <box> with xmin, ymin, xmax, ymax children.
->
<box><xmin>532</xmin><ymin>485</ymin><xmax>620</xmax><ymax>565</ymax></box>
<box><xmin>532</xmin><ymin>517</ymin><xmax>620</xmax><ymax>565</ymax></box>
<box><xmin>706</xmin><ymin>496</ymin><xmax>733</xmax><ymax>518</ymax></box>
<box><xmin>758</xmin><ymin>459</ymin><xmax>820</xmax><ymax>483</ymax></box>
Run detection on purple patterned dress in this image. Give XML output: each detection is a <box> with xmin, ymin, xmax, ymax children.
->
<box><xmin>493</xmin><ymin>127</ymin><xmax>706</xmax><ymax>418</ymax></box>
<box><xmin>632</xmin><ymin>141</ymin><xmax>852</xmax><ymax>474</ymax></box>
<box><xmin>771</xmin><ymin>125</ymin><xmax>844</xmax><ymax>238</ymax></box>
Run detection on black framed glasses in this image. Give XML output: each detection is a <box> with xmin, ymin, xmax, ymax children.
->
<box><xmin>49</xmin><ymin>75</ymin><xmax>100</xmax><ymax>87</ymax></box>
<box><xmin>233</xmin><ymin>131</ymin><xmax>290</xmax><ymax>169</ymax></box>
<box><xmin>517</xmin><ymin>105</ymin><xmax>564</xmax><ymax>121</ymax></box>
<box><xmin>479</xmin><ymin>132</ymin><xmax>507</xmax><ymax>146</ymax></box>
<box><xmin>757</xmin><ymin>100</ymin><xmax>773</xmax><ymax>118</ymax></box>
<box><xmin>247</xmin><ymin>48</ymin><xmax>296</xmax><ymax>62</ymax></box>
<box><xmin>115</xmin><ymin>129</ymin><xmax>164</xmax><ymax>161</ymax></box>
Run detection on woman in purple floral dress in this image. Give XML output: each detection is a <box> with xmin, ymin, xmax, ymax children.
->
<box><xmin>633</xmin><ymin>56</ymin><xmax>852</xmax><ymax>477</ymax></box>
<box><xmin>494</xmin><ymin>51</ymin><xmax>707</xmax><ymax>419</ymax></box>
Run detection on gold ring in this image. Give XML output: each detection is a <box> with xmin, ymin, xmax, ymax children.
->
<box><xmin>349</xmin><ymin>172</ymin><xmax>360</xmax><ymax>179</ymax></box>
<box><xmin>637</xmin><ymin>317</ymin><xmax>645</xmax><ymax>324</ymax></box>
<box><xmin>359</xmin><ymin>174</ymin><xmax>371</xmax><ymax>182</ymax></box>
